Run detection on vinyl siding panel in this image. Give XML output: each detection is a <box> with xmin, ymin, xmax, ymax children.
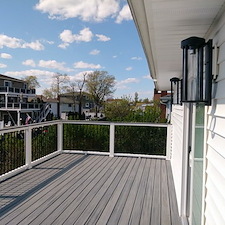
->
<box><xmin>170</xmin><ymin>105</ymin><xmax>185</xmax><ymax>214</ymax></box>
<box><xmin>204</xmin><ymin>15</ymin><xmax>225</xmax><ymax>225</ymax></box>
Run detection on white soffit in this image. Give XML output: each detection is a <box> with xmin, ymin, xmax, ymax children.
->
<box><xmin>128</xmin><ymin>0</ymin><xmax>225</xmax><ymax>90</ymax></box>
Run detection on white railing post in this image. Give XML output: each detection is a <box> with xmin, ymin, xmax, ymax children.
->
<box><xmin>57</xmin><ymin>121</ymin><xmax>63</xmax><ymax>153</ymax></box>
<box><xmin>25</xmin><ymin>127</ymin><xmax>32</xmax><ymax>169</ymax></box>
<box><xmin>109</xmin><ymin>123</ymin><xmax>115</xmax><ymax>157</ymax></box>
<box><xmin>166</xmin><ymin>124</ymin><xmax>172</xmax><ymax>160</ymax></box>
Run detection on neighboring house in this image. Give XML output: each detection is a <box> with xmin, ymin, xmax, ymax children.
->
<box><xmin>36</xmin><ymin>95</ymin><xmax>58</xmax><ymax>119</ymax></box>
<box><xmin>128</xmin><ymin>1</ymin><xmax>225</xmax><ymax>225</ymax></box>
<box><xmin>0</xmin><ymin>74</ymin><xmax>49</xmax><ymax>126</ymax></box>
<box><xmin>135</xmin><ymin>102</ymin><xmax>153</xmax><ymax>111</ymax></box>
<box><xmin>153</xmin><ymin>89</ymin><xmax>168</xmax><ymax>119</ymax></box>
<box><xmin>59</xmin><ymin>92</ymin><xmax>95</xmax><ymax>118</ymax></box>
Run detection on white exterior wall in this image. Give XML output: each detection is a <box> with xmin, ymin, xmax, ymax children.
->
<box><xmin>60</xmin><ymin>103</ymin><xmax>78</xmax><ymax>114</ymax></box>
<box><xmin>203</xmin><ymin>12</ymin><xmax>225</xmax><ymax>225</ymax></box>
<box><xmin>49</xmin><ymin>102</ymin><xmax>58</xmax><ymax>117</ymax></box>
<box><xmin>170</xmin><ymin>104</ymin><xmax>185</xmax><ymax>215</ymax></box>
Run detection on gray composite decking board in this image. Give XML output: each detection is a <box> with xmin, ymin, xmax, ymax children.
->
<box><xmin>128</xmin><ymin>158</ymin><xmax>152</xmax><ymax>225</ymax></box>
<box><xmin>0</xmin><ymin>154</ymin><xmax>181</xmax><ymax>225</ymax></box>
<box><xmin>117</xmin><ymin>158</ymin><xmax>147</xmax><ymax>225</ymax></box>
<box><xmin>0</xmin><ymin>154</ymin><xmax>77</xmax><ymax>209</ymax></box>
<box><xmin>72</xmin><ymin>157</ymin><xmax>130</xmax><ymax>225</ymax></box>
<box><xmin>150</xmin><ymin>159</ymin><xmax>161</xmax><ymax>225</ymax></box>
<box><xmin>0</xmin><ymin>154</ymin><xmax>90</xmax><ymax>224</ymax></box>
<box><xmin>106</xmin><ymin>158</ymin><xmax>142</xmax><ymax>225</ymax></box>
<box><xmin>0</xmin><ymin>153</ymin><xmax>78</xmax><ymax>204</ymax></box>
<box><xmin>161</xmin><ymin>160</ymin><xmax>172</xmax><ymax>225</ymax></box>
<box><xmin>166</xmin><ymin>162</ymin><xmax>182</xmax><ymax>225</ymax></box>
<box><xmin>50</xmin><ymin>156</ymin><xmax>120</xmax><ymax>225</ymax></box>
<box><xmin>8</xmin><ymin>155</ymin><xmax>101</xmax><ymax>225</ymax></box>
<box><xmin>35</xmin><ymin>155</ymin><xmax>111</xmax><ymax>225</ymax></box>
<box><xmin>59</xmin><ymin>157</ymin><xmax>124</xmax><ymax>225</ymax></box>
<box><xmin>15</xmin><ymin>155</ymin><xmax>99</xmax><ymax>225</ymax></box>
<box><xmin>95</xmin><ymin>158</ymin><xmax>138</xmax><ymax>225</ymax></box>
<box><xmin>140</xmin><ymin>159</ymin><xmax>156</xmax><ymax>225</ymax></box>
<box><xmin>39</xmin><ymin>155</ymin><xmax>114</xmax><ymax>224</ymax></box>
<box><xmin>85</xmin><ymin>157</ymin><xmax>135</xmax><ymax>225</ymax></box>
<box><xmin>0</xmin><ymin>153</ymin><xmax>71</xmax><ymax>191</ymax></box>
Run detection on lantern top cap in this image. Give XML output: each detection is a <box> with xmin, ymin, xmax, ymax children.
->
<box><xmin>170</xmin><ymin>77</ymin><xmax>180</xmax><ymax>82</ymax></box>
<box><xmin>181</xmin><ymin>36</ymin><xmax>205</xmax><ymax>49</ymax></box>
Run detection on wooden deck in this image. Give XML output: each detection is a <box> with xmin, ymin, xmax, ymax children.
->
<box><xmin>0</xmin><ymin>154</ymin><xmax>181</xmax><ymax>225</ymax></box>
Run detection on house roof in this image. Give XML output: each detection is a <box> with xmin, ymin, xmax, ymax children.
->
<box><xmin>59</xmin><ymin>91</ymin><xmax>90</xmax><ymax>97</ymax></box>
<box><xmin>36</xmin><ymin>95</ymin><xmax>59</xmax><ymax>103</ymax></box>
<box><xmin>128</xmin><ymin>0</ymin><xmax>225</xmax><ymax>91</ymax></box>
<box><xmin>0</xmin><ymin>74</ymin><xmax>25</xmax><ymax>83</ymax></box>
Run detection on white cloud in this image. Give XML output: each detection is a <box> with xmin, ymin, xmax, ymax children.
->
<box><xmin>74</xmin><ymin>61</ymin><xmax>101</xmax><ymax>69</ymax></box>
<box><xmin>22</xmin><ymin>59</ymin><xmax>36</xmax><ymax>67</ymax></box>
<box><xmin>116</xmin><ymin>4</ymin><xmax>132</xmax><ymax>24</ymax></box>
<box><xmin>69</xmin><ymin>70</ymin><xmax>93</xmax><ymax>82</ymax></box>
<box><xmin>38</xmin><ymin>60</ymin><xmax>73</xmax><ymax>72</ymax></box>
<box><xmin>0</xmin><ymin>63</ymin><xmax>7</xmax><ymax>68</ymax></box>
<box><xmin>58</xmin><ymin>42</ymin><xmax>69</xmax><ymax>49</ymax></box>
<box><xmin>143</xmin><ymin>74</ymin><xmax>152</xmax><ymax>80</ymax></box>
<box><xmin>116</xmin><ymin>77</ymin><xmax>139</xmax><ymax>89</ymax></box>
<box><xmin>125</xmin><ymin>67</ymin><xmax>132</xmax><ymax>71</ymax></box>
<box><xmin>35</xmin><ymin>0</ymin><xmax>120</xmax><ymax>22</ymax></box>
<box><xmin>90</xmin><ymin>49</ymin><xmax>100</xmax><ymax>55</ymax></box>
<box><xmin>113</xmin><ymin>55</ymin><xmax>117</xmax><ymax>58</ymax></box>
<box><xmin>59</xmin><ymin>28</ymin><xmax>93</xmax><ymax>48</ymax></box>
<box><xmin>22</xmin><ymin>40</ymin><xmax>45</xmax><ymax>50</ymax></box>
<box><xmin>0</xmin><ymin>34</ymin><xmax>44</xmax><ymax>50</ymax></box>
<box><xmin>5</xmin><ymin>69</ymin><xmax>55</xmax><ymax>79</ymax></box>
<box><xmin>119</xmin><ymin>78</ymin><xmax>139</xmax><ymax>84</ymax></box>
<box><xmin>96</xmin><ymin>34</ymin><xmax>110</xmax><ymax>42</ymax></box>
<box><xmin>42</xmin><ymin>39</ymin><xmax>54</xmax><ymax>45</ymax></box>
<box><xmin>131</xmin><ymin>56</ymin><xmax>142</xmax><ymax>60</ymax></box>
<box><xmin>0</xmin><ymin>53</ymin><xmax>12</xmax><ymax>59</ymax></box>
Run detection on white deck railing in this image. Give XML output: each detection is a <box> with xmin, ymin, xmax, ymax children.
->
<box><xmin>0</xmin><ymin>120</ymin><xmax>171</xmax><ymax>182</ymax></box>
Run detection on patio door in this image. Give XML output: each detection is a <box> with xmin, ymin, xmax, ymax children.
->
<box><xmin>187</xmin><ymin>103</ymin><xmax>205</xmax><ymax>225</ymax></box>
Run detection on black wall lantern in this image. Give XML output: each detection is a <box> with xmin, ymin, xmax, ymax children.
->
<box><xmin>181</xmin><ymin>36</ymin><xmax>213</xmax><ymax>105</ymax></box>
<box><xmin>170</xmin><ymin>77</ymin><xmax>182</xmax><ymax>105</ymax></box>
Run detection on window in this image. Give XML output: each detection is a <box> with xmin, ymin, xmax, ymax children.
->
<box><xmin>68</xmin><ymin>104</ymin><xmax>72</xmax><ymax>107</ymax></box>
<box><xmin>4</xmin><ymin>80</ymin><xmax>12</xmax><ymax>87</ymax></box>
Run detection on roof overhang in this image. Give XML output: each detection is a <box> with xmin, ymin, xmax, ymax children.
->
<box><xmin>128</xmin><ymin>0</ymin><xmax>225</xmax><ymax>90</ymax></box>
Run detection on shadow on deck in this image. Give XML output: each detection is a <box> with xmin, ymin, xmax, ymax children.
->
<box><xmin>0</xmin><ymin>154</ymin><xmax>181</xmax><ymax>225</ymax></box>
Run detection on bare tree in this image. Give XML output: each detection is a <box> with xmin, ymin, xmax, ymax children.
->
<box><xmin>77</xmin><ymin>73</ymin><xmax>87</xmax><ymax>118</ymax></box>
<box><xmin>22</xmin><ymin>76</ymin><xmax>40</xmax><ymax>89</ymax></box>
<box><xmin>42</xmin><ymin>73</ymin><xmax>69</xmax><ymax>117</ymax></box>
<box><xmin>66</xmin><ymin>73</ymin><xmax>87</xmax><ymax>119</ymax></box>
<box><xmin>85</xmin><ymin>70</ymin><xmax>115</xmax><ymax>117</ymax></box>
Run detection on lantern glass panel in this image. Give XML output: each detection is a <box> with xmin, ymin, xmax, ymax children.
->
<box><xmin>187</xmin><ymin>49</ymin><xmax>198</xmax><ymax>101</ymax></box>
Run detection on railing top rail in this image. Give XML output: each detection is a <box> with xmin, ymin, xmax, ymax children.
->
<box><xmin>0</xmin><ymin>120</ymin><xmax>59</xmax><ymax>133</ymax></box>
<box><xmin>0</xmin><ymin>119</ymin><xmax>169</xmax><ymax>134</ymax></box>
<box><xmin>62</xmin><ymin>120</ymin><xmax>168</xmax><ymax>127</ymax></box>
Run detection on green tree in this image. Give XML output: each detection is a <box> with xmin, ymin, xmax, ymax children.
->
<box><xmin>85</xmin><ymin>70</ymin><xmax>115</xmax><ymax>116</ymax></box>
<box><xmin>104</xmin><ymin>98</ymin><xmax>133</xmax><ymax>121</ymax></box>
<box><xmin>22</xmin><ymin>75</ymin><xmax>40</xmax><ymax>89</ymax></box>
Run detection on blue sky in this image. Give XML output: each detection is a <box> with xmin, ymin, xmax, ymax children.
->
<box><xmin>0</xmin><ymin>0</ymin><xmax>154</xmax><ymax>100</ymax></box>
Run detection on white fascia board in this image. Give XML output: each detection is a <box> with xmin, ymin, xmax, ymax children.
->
<box><xmin>128</xmin><ymin>0</ymin><xmax>158</xmax><ymax>88</ymax></box>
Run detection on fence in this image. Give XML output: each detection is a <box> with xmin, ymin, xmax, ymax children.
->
<box><xmin>0</xmin><ymin>120</ymin><xmax>171</xmax><ymax>181</ymax></box>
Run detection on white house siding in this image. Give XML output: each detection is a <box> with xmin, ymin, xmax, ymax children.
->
<box><xmin>49</xmin><ymin>102</ymin><xmax>58</xmax><ymax>117</ymax></box>
<box><xmin>170</xmin><ymin>104</ymin><xmax>185</xmax><ymax>214</ymax></box>
<box><xmin>204</xmin><ymin>14</ymin><xmax>225</xmax><ymax>225</ymax></box>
